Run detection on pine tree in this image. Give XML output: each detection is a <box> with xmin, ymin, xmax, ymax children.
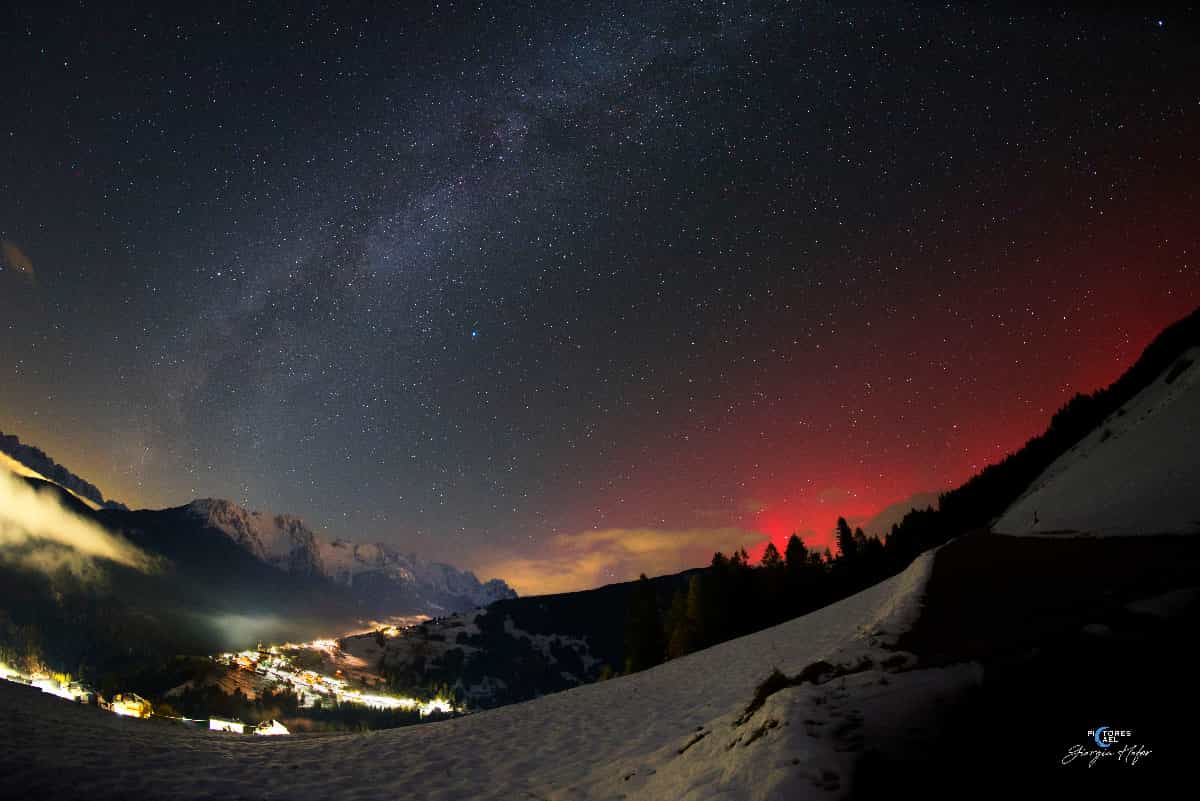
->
<box><xmin>665</xmin><ymin>587</ymin><xmax>693</xmax><ymax>659</ymax></box>
<box><xmin>624</xmin><ymin>574</ymin><xmax>665</xmax><ymax>673</ymax></box>
<box><xmin>835</xmin><ymin>517</ymin><xmax>857</xmax><ymax>560</ymax></box>
<box><xmin>761</xmin><ymin>541</ymin><xmax>783</xmax><ymax>570</ymax></box>
<box><xmin>704</xmin><ymin>554</ymin><xmax>733</xmax><ymax>644</ymax></box>
<box><xmin>862</xmin><ymin>533</ymin><xmax>885</xmax><ymax>565</ymax></box>
<box><xmin>756</xmin><ymin>541</ymin><xmax>786</xmax><ymax>624</ymax></box>
<box><xmin>784</xmin><ymin>533</ymin><xmax>807</xmax><ymax>570</ymax></box>
<box><xmin>853</xmin><ymin>526</ymin><xmax>869</xmax><ymax>555</ymax></box>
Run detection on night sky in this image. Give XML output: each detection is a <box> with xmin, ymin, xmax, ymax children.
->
<box><xmin>2</xmin><ymin>2</ymin><xmax>1197</xmax><ymax>594</ymax></box>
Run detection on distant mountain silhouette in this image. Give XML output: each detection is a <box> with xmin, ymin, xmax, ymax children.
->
<box><xmin>0</xmin><ymin>430</ymin><xmax>125</xmax><ymax>508</ymax></box>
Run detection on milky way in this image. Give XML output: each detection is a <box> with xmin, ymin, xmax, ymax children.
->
<box><xmin>1</xmin><ymin>2</ymin><xmax>1197</xmax><ymax>592</ymax></box>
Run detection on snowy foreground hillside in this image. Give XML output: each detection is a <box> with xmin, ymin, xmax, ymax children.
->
<box><xmin>994</xmin><ymin>348</ymin><xmax>1200</xmax><ymax>537</ymax></box>
<box><xmin>0</xmin><ymin>550</ymin><xmax>979</xmax><ymax>801</ymax></box>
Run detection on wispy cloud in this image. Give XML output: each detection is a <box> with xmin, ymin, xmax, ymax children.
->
<box><xmin>0</xmin><ymin>469</ymin><xmax>154</xmax><ymax>579</ymax></box>
<box><xmin>481</xmin><ymin>526</ymin><xmax>764</xmax><ymax>596</ymax></box>
<box><xmin>1</xmin><ymin>240</ymin><xmax>34</xmax><ymax>280</ymax></box>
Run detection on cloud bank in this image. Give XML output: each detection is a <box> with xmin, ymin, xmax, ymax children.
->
<box><xmin>0</xmin><ymin>469</ymin><xmax>153</xmax><ymax>579</ymax></box>
<box><xmin>482</xmin><ymin>526</ymin><xmax>765</xmax><ymax>596</ymax></box>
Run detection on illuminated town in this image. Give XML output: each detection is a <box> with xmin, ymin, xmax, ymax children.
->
<box><xmin>0</xmin><ymin>630</ymin><xmax>457</xmax><ymax>735</ymax></box>
<box><xmin>213</xmin><ymin>638</ymin><xmax>457</xmax><ymax>718</ymax></box>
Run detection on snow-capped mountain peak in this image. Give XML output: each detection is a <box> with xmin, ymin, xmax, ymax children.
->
<box><xmin>184</xmin><ymin>498</ymin><xmax>516</xmax><ymax>612</ymax></box>
<box><xmin>319</xmin><ymin>537</ymin><xmax>515</xmax><ymax>608</ymax></box>
<box><xmin>186</xmin><ymin>498</ymin><xmax>325</xmax><ymax>575</ymax></box>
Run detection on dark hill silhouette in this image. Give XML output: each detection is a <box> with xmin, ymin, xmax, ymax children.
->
<box><xmin>0</xmin><ymin>431</ymin><xmax>123</xmax><ymax>508</ymax></box>
<box><xmin>476</xmin><ymin>568</ymin><xmax>701</xmax><ymax>674</ymax></box>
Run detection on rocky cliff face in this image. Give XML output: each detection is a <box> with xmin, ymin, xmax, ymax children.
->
<box><xmin>185</xmin><ymin>499</ymin><xmax>515</xmax><ymax>613</ymax></box>
<box><xmin>185</xmin><ymin>499</ymin><xmax>326</xmax><ymax>576</ymax></box>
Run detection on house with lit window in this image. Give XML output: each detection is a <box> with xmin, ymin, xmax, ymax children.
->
<box><xmin>254</xmin><ymin>719</ymin><xmax>289</xmax><ymax>736</ymax></box>
<box><xmin>110</xmin><ymin>693</ymin><xmax>153</xmax><ymax>718</ymax></box>
<box><xmin>209</xmin><ymin>717</ymin><xmax>246</xmax><ymax>734</ymax></box>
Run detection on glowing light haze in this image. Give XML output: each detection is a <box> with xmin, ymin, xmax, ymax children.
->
<box><xmin>0</xmin><ymin>469</ymin><xmax>153</xmax><ymax>578</ymax></box>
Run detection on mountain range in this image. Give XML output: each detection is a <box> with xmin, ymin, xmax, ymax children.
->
<box><xmin>182</xmin><ymin>497</ymin><xmax>515</xmax><ymax>612</ymax></box>
<box><xmin>0</xmin><ymin>473</ymin><xmax>516</xmax><ymax>680</ymax></box>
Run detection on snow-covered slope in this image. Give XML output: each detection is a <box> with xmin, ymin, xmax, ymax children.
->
<box><xmin>994</xmin><ymin>348</ymin><xmax>1200</xmax><ymax>537</ymax></box>
<box><xmin>186</xmin><ymin>498</ymin><xmax>516</xmax><ymax>612</ymax></box>
<box><xmin>0</xmin><ymin>548</ymin><xmax>976</xmax><ymax>800</ymax></box>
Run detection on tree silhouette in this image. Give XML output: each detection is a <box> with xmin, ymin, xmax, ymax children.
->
<box><xmin>784</xmin><ymin>534</ymin><xmax>807</xmax><ymax>570</ymax></box>
<box><xmin>623</xmin><ymin>574</ymin><xmax>665</xmax><ymax>672</ymax></box>
<box><xmin>665</xmin><ymin>586</ymin><xmax>691</xmax><ymax>659</ymax></box>
<box><xmin>761</xmin><ymin>542</ymin><xmax>783</xmax><ymax>570</ymax></box>
<box><xmin>835</xmin><ymin>517</ymin><xmax>857</xmax><ymax>560</ymax></box>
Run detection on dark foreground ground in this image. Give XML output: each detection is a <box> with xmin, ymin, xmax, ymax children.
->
<box><xmin>856</xmin><ymin>532</ymin><xmax>1200</xmax><ymax>798</ymax></box>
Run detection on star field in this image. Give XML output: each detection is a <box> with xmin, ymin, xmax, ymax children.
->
<box><xmin>1</xmin><ymin>2</ymin><xmax>1197</xmax><ymax>591</ymax></box>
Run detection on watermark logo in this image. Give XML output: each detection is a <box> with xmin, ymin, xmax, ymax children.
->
<box><xmin>1062</xmin><ymin>725</ymin><xmax>1151</xmax><ymax>768</ymax></box>
<box><xmin>1088</xmin><ymin>726</ymin><xmax>1131</xmax><ymax>749</ymax></box>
